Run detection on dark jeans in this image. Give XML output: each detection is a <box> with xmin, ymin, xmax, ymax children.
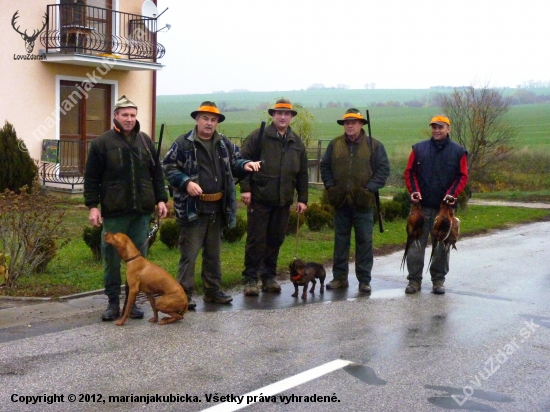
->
<box><xmin>332</xmin><ymin>205</ymin><xmax>374</xmax><ymax>284</ymax></box>
<box><xmin>406</xmin><ymin>206</ymin><xmax>449</xmax><ymax>285</ymax></box>
<box><xmin>242</xmin><ymin>201</ymin><xmax>290</xmax><ymax>281</ymax></box>
<box><xmin>177</xmin><ymin>212</ymin><xmax>223</xmax><ymax>297</ymax></box>
<box><xmin>101</xmin><ymin>213</ymin><xmax>151</xmax><ymax>302</ymax></box>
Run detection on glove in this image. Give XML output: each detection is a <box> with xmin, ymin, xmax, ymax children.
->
<box><xmin>444</xmin><ymin>195</ymin><xmax>456</xmax><ymax>205</ymax></box>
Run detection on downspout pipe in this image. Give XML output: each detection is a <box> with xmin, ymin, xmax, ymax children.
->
<box><xmin>151</xmin><ymin>0</ymin><xmax>158</xmax><ymax>142</ymax></box>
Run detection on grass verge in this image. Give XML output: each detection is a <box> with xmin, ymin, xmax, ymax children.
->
<box><xmin>2</xmin><ymin>193</ymin><xmax>548</xmax><ymax>298</ymax></box>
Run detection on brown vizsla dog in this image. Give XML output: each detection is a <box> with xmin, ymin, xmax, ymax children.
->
<box><xmin>104</xmin><ymin>232</ymin><xmax>188</xmax><ymax>326</ymax></box>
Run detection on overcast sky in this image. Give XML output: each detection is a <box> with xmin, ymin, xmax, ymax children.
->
<box><xmin>155</xmin><ymin>0</ymin><xmax>549</xmax><ymax>95</ymax></box>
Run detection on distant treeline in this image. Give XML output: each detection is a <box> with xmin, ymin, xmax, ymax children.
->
<box><xmin>367</xmin><ymin>88</ymin><xmax>550</xmax><ymax>108</ymax></box>
<box><xmin>159</xmin><ymin>87</ymin><xmax>550</xmax><ymax>115</ymax></box>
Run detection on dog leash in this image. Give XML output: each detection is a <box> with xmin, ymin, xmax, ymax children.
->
<box><xmin>294</xmin><ymin>205</ymin><xmax>301</xmax><ymax>260</ymax></box>
<box><xmin>138</xmin><ymin>215</ymin><xmax>160</xmax><ymax>254</ymax></box>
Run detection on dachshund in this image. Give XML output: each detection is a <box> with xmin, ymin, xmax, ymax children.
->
<box><xmin>288</xmin><ymin>259</ymin><xmax>326</xmax><ymax>300</ymax></box>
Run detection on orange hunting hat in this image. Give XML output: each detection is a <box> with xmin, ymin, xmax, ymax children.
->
<box><xmin>337</xmin><ymin>108</ymin><xmax>368</xmax><ymax>125</ymax></box>
<box><xmin>191</xmin><ymin>101</ymin><xmax>225</xmax><ymax>123</ymax></box>
<box><xmin>429</xmin><ymin>115</ymin><xmax>450</xmax><ymax>126</ymax></box>
<box><xmin>268</xmin><ymin>98</ymin><xmax>298</xmax><ymax>117</ymax></box>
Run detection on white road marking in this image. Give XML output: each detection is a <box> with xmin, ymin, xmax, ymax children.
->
<box><xmin>200</xmin><ymin>359</ymin><xmax>353</xmax><ymax>412</ymax></box>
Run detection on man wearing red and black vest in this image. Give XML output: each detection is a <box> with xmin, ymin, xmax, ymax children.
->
<box><xmin>404</xmin><ymin>114</ymin><xmax>468</xmax><ymax>295</ymax></box>
<box><xmin>320</xmin><ymin>108</ymin><xmax>390</xmax><ymax>294</ymax></box>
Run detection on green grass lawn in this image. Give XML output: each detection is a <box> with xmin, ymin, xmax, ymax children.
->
<box><xmin>5</xmin><ymin>189</ymin><xmax>549</xmax><ymax>298</ymax></box>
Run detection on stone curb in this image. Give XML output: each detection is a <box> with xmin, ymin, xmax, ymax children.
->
<box><xmin>0</xmin><ymin>289</ymin><xmax>105</xmax><ymax>303</ymax></box>
<box><xmin>58</xmin><ymin>289</ymin><xmax>105</xmax><ymax>300</ymax></box>
<box><xmin>0</xmin><ymin>295</ymin><xmax>52</xmax><ymax>302</ymax></box>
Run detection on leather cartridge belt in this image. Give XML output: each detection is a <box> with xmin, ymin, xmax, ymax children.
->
<box><xmin>199</xmin><ymin>191</ymin><xmax>223</xmax><ymax>202</ymax></box>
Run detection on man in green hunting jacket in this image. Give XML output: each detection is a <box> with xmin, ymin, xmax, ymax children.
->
<box><xmin>240</xmin><ymin>99</ymin><xmax>309</xmax><ymax>296</ymax></box>
<box><xmin>320</xmin><ymin>108</ymin><xmax>390</xmax><ymax>294</ymax></box>
<box><xmin>84</xmin><ymin>95</ymin><xmax>168</xmax><ymax>321</ymax></box>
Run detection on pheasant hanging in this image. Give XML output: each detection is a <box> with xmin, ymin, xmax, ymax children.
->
<box><xmin>428</xmin><ymin>196</ymin><xmax>460</xmax><ymax>269</ymax></box>
<box><xmin>401</xmin><ymin>202</ymin><xmax>425</xmax><ymax>270</ymax></box>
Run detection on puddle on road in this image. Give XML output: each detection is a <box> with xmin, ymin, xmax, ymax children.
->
<box><xmin>369</xmin><ymin>288</ymin><xmax>405</xmax><ymax>300</ymax></box>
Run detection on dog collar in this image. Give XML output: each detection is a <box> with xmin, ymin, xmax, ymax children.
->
<box><xmin>291</xmin><ymin>274</ymin><xmax>302</xmax><ymax>282</ymax></box>
<box><xmin>124</xmin><ymin>253</ymin><xmax>141</xmax><ymax>262</ymax></box>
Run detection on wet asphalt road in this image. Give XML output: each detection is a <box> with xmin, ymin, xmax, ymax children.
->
<box><xmin>1</xmin><ymin>221</ymin><xmax>550</xmax><ymax>412</ymax></box>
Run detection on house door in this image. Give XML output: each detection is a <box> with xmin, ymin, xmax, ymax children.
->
<box><xmin>59</xmin><ymin>81</ymin><xmax>111</xmax><ymax>174</ymax></box>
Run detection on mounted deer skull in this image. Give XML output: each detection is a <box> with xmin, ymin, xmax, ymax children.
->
<box><xmin>11</xmin><ymin>11</ymin><xmax>48</xmax><ymax>54</ymax></box>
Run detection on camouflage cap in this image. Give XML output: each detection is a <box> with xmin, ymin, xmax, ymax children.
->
<box><xmin>190</xmin><ymin>101</ymin><xmax>225</xmax><ymax>123</ymax></box>
<box><xmin>114</xmin><ymin>95</ymin><xmax>138</xmax><ymax>111</ymax></box>
<box><xmin>268</xmin><ymin>98</ymin><xmax>298</xmax><ymax>117</ymax></box>
<box><xmin>336</xmin><ymin>108</ymin><xmax>368</xmax><ymax>125</ymax></box>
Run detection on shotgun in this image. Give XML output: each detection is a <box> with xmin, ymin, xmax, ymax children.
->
<box><xmin>156</xmin><ymin>123</ymin><xmax>165</xmax><ymax>166</ymax></box>
<box><xmin>156</xmin><ymin>123</ymin><xmax>173</xmax><ymax>197</ymax></box>
<box><xmin>254</xmin><ymin>121</ymin><xmax>266</xmax><ymax>161</ymax></box>
<box><xmin>366</xmin><ymin>110</ymin><xmax>384</xmax><ymax>233</ymax></box>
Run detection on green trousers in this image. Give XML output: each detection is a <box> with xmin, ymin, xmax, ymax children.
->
<box><xmin>101</xmin><ymin>213</ymin><xmax>152</xmax><ymax>302</ymax></box>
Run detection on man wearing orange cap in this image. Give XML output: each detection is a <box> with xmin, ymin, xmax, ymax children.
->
<box><xmin>403</xmin><ymin>114</ymin><xmax>468</xmax><ymax>295</ymax></box>
<box><xmin>320</xmin><ymin>108</ymin><xmax>390</xmax><ymax>294</ymax></box>
<box><xmin>240</xmin><ymin>98</ymin><xmax>309</xmax><ymax>296</ymax></box>
<box><xmin>163</xmin><ymin>101</ymin><xmax>261</xmax><ymax>307</ymax></box>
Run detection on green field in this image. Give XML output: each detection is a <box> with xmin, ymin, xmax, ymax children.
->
<box><xmin>156</xmin><ymin>89</ymin><xmax>550</xmax><ymax>155</ymax></box>
<box><xmin>154</xmin><ymin>88</ymin><xmax>550</xmax><ymax>197</ymax></box>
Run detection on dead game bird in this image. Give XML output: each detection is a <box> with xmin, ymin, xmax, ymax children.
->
<box><xmin>427</xmin><ymin>197</ymin><xmax>460</xmax><ymax>269</ymax></box>
<box><xmin>401</xmin><ymin>202</ymin><xmax>425</xmax><ymax>270</ymax></box>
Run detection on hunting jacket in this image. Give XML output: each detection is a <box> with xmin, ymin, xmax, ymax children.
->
<box><xmin>239</xmin><ymin>123</ymin><xmax>309</xmax><ymax>207</ymax></box>
<box><xmin>84</xmin><ymin>119</ymin><xmax>167</xmax><ymax>218</ymax></box>
<box><xmin>162</xmin><ymin>129</ymin><xmax>248</xmax><ymax>228</ymax></box>
<box><xmin>320</xmin><ymin>130</ymin><xmax>390</xmax><ymax>210</ymax></box>
<box><xmin>404</xmin><ymin>136</ymin><xmax>469</xmax><ymax>209</ymax></box>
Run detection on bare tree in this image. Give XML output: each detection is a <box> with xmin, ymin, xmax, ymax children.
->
<box><xmin>436</xmin><ymin>85</ymin><xmax>516</xmax><ymax>174</ymax></box>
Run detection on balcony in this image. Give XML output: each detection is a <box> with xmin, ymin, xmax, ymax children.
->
<box><xmin>40</xmin><ymin>3</ymin><xmax>165</xmax><ymax>71</ymax></box>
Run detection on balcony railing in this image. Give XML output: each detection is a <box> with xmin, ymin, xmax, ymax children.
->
<box><xmin>40</xmin><ymin>139</ymin><xmax>90</xmax><ymax>190</ymax></box>
<box><xmin>40</xmin><ymin>138</ymin><xmax>329</xmax><ymax>192</ymax></box>
<box><xmin>40</xmin><ymin>139</ymin><xmax>164</xmax><ymax>189</ymax></box>
<box><xmin>40</xmin><ymin>4</ymin><xmax>165</xmax><ymax>61</ymax></box>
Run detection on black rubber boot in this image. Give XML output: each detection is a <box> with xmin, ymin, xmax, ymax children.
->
<box><xmin>101</xmin><ymin>299</ymin><xmax>120</xmax><ymax>321</ymax></box>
